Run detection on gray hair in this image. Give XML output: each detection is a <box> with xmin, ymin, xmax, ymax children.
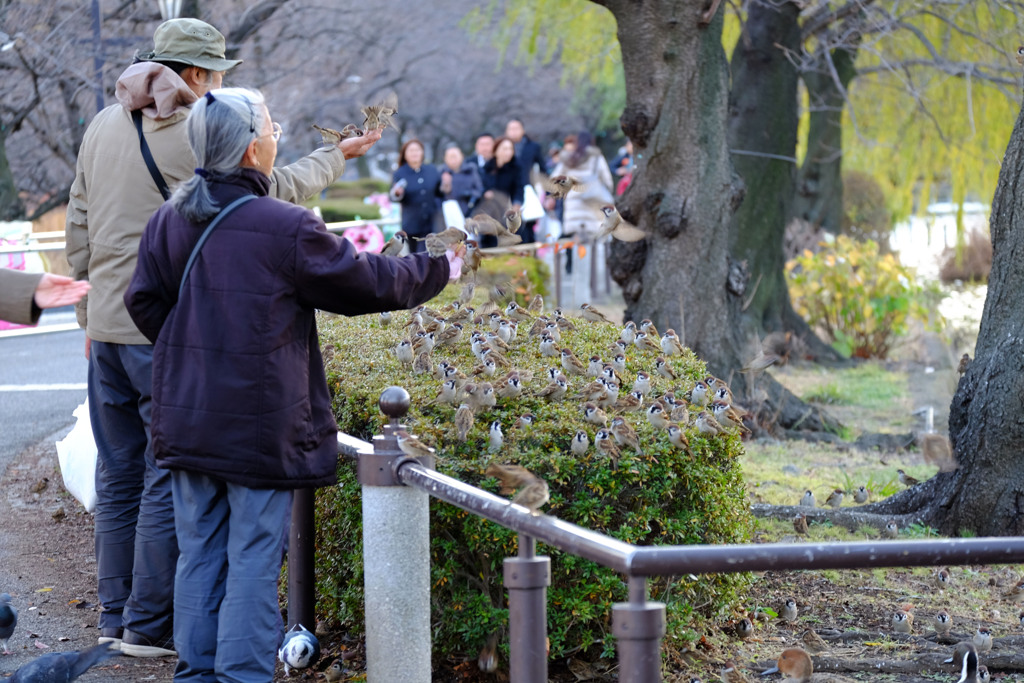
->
<box><xmin>171</xmin><ymin>87</ymin><xmax>267</xmax><ymax>223</ymax></box>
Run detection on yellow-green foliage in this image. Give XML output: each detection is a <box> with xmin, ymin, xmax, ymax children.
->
<box><xmin>787</xmin><ymin>235</ymin><xmax>941</xmax><ymax>359</ymax></box>
<box><xmin>312</xmin><ymin>271</ymin><xmax>752</xmax><ymax>662</ymax></box>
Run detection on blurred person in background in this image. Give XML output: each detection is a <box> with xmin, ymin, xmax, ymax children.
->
<box><xmin>391</xmin><ymin>139</ymin><xmax>445</xmax><ymax>252</ymax></box>
<box><xmin>471</xmin><ymin>133</ymin><xmax>494</xmax><ymax>176</ymax></box>
<box><xmin>505</xmin><ymin>118</ymin><xmax>548</xmax><ymax>243</ymax></box>
<box><xmin>611</xmin><ymin>139</ymin><xmax>634</xmax><ymax>196</ymax></box>
<box><xmin>475</xmin><ymin>135</ymin><xmax>524</xmax><ymax>248</ymax></box>
<box><xmin>438</xmin><ymin>143</ymin><xmax>483</xmax><ymax>217</ymax></box>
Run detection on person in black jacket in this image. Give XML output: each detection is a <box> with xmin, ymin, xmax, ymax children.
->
<box><xmin>505</xmin><ymin>119</ymin><xmax>548</xmax><ymax>243</ymax></box>
<box><xmin>475</xmin><ymin>136</ymin><xmax>524</xmax><ymax>247</ymax></box>
<box><xmin>438</xmin><ymin>143</ymin><xmax>482</xmax><ymax>217</ymax></box>
<box><xmin>124</xmin><ymin>88</ymin><xmax>461</xmax><ymax>682</ymax></box>
<box><xmin>390</xmin><ymin>139</ymin><xmax>444</xmax><ymax>252</ymax></box>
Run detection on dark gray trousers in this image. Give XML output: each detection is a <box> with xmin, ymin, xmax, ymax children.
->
<box><xmin>88</xmin><ymin>341</ymin><xmax>176</xmax><ymax>638</ymax></box>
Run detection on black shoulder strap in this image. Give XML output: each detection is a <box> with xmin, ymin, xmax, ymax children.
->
<box><xmin>132</xmin><ymin>109</ymin><xmax>171</xmax><ymax>201</ymax></box>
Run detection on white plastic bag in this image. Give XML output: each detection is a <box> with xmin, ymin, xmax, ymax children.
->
<box><xmin>441</xmin><ymin>199</ymin><xmax>466</xmax><ymax>231</ymax></box>
<box><xmin>56</xmin><ymin>399</ymin><xmax>97</xmax><ymax>513</ymax></box>
<box><xmin>521</xmin><ymin>184</ymin><xmax>545</xmax><ymax>222</ymax></box>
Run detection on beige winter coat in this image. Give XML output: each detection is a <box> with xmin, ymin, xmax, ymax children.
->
<box><xmin>550</xmin><ymin>148</ymin><xmax>614</xmax><ymax>238</ymax></box>
<box><xmin>0</xmin><ymin>269</ymin><xmax>44</xmax><ymax>325</ymax></box>
<box><xmin>66</xmin><ymin>62</ymin><xmax>347</xmax><ymax>344</ymax></box>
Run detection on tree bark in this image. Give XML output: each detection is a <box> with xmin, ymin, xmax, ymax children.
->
<box><xmin>0</xmin><ymin>129</ymin><xmax>24</xmax><ymax>221</ymax></box>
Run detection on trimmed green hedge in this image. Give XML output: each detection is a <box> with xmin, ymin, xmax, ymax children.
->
<box><xmin>307</xmin><ymin>198</ymin><xmax>382</xmax><ymax>223</ymax></box>
<box><xmin>312</xmin><ymin>265</ymin><xmax>752</xmax><ymax>666</ymax></box>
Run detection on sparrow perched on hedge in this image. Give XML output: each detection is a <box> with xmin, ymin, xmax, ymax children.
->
<box><xmin>615</xmin><ymin>391</ymin><xmax>644</xmax><ymax>413</ymax></box>
<box><xmin>655</xmin><ymin>356</ymin><xmax>678</xmax><ymax>381</ymax></box>
<box><xmin>666</xmin><ymin>423</ymin><xmax>691</xmax><ymax>456</ymax></box>
<box><xmin>488</xmin><ymin>420</ymin><xmax>503</xmax><ymax>452</ymax></box>
<box><xmin>646</xmin><ymin>401</ymin><xmax>671</xmax><ymax>430</ymax></box>
<box><xmin>611</xmin><ymin>416</ymin><xmax>643</xmax><ymax>454</ymax></box>
<box><xmin>455</xmin><ymin>404</ymin><xmax>475</xmax><ymax>442</ymax></box>
<box><xmin>536</xmin><ymin>375</ymin><xmax>569</xmax><ymax>401</ymax></box>
<box><xmin>584</xmin><ymin>402</ymin><xmax>609</xmax><ymax>427</ymax></box>
<box><xmin>610</xmin><ymin>353</ymin><xmax>627</xmax><ymax>375</ymax></box>
<box><xmin>632</xmin><ymin>371</ymin><xmax>653</xmax><ymax>395</ymax></box>
<box><xmin>598</xmin><ymin>205</ymin><xmax>647</xmax><ymax>241</ymax></box>
<box><xmin>571</xmin><ymin>429</ymin><xmax>590</xmax><ymax>456</ymax></box>
<box><xmin>800</xmin><ymin>490</ymin><xmax>816</xmax><ymax>508</ymax></box>
<box><xmin>633</xmin><ymin>332</ymin><xmax>662</xmax><ymax>354</ymax></box>
<box><xmin>561</xmin><ymin>348</ymin><xmax>588</xmax><ymax>376</ymax></box>
<box><xmin>660</xmin><ymin>329</ymin><xmax>685</xmax><ymax>356</ymax></box>
<box><xmin>579</xmin><ymin>302</ymin><xmax>614</xmax><ymax>324</ymax></box>
<box><xmin>711</xmin><ymin>401</ymin><xmax>750</xmax><ymax>435</ymax></box>
<box><xmin>897</xmin><ymin>469</ymin><xmax>920</xmax><ymax>487</ymax></box>
<box><xmin>690</xmin><ymin>380</ymin><xmax>710</xmax><ymax>407</ymax></box>
<box><xmin>620</xmin><ymin>321</ymin><xmax>637</xmax><ymax>345</ymax></box>
<box><xmin>512</xmin><ymin>476</ymin><xmax>550</xmax><ymax>515</ymax></box>
<box><xmin>640</xmin><ymin>318</ymin><xmax>660</xmax><ymax>339</ymax></box>
<box><xmin>695</xmin><ymin>410</ymin><xmax>724</xmax><ymax>436</ymax></box>
<box><xmin>513</xmin><ymin>413</ymin><xmax>536</xmax><ymax>432</ymax></box>
<box><xmin>594</xmin><ymin>429</ymin><xmax>622</xmax><ymax>466</ymax></box>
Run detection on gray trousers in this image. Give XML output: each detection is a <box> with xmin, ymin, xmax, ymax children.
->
<box><xmin>89</xmin><ymin>341</ymin><xmax>177</xmax><ymax>638</ymax></box>
<box><xmin>171</xmin><ymin>470</ymin><xmax>292</xmax><ymax>683</ymax></box>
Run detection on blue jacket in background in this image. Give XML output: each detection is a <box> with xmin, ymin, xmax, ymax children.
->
<box><xmin>392</xmin><ymin>163</ymin><xmax>444</xmax><ymax>238</ymax></box>
<box><xmin>439</xmin><ymin>160</ymin><xmax>483</xmax><ymax>216</ymax></box>
<box><xmin>124</xmin><ymin>168</ymin><xmax>449</xmax><ymax>489</ymax></box>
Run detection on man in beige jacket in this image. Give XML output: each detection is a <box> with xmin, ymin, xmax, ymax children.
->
<box><xmin>0</xmin><ymin>270</ymin><xmax>90</xmax><ymax>324</ymax></box>
<box><xmin>65</xmin><ymin>18</ymin><xmax>380</xmax><ymax>658</ymax></box>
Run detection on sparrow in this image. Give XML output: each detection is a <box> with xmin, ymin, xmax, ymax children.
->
<box><xmin>455</xmin><ymin>404</ymin><xmax>475</xmax><ymax>442</ymax></box>
<box><xmin>412</xmin><ymin>331</ymin><xmax>435</xmax><ymax>355</ymax></box>
<box><xmin>586</xmin><ymin>355</ymin><xmax>604</xmax><ymax>378</ymax></box>
<box><xmin>512</xmin><ymin>412</ymin><xmax>535</xmax><ymax>432</ymax></box>
<box><xmin>496</xmin><ymin>376</ymin><xmax>523</xmax><ymax>399</ymax></box>
<box><xmin>660</xmin><ymin>329</ymin><xmax>686</xmax><ymax>356</ymax></box>
<box><xmin>934</xmin><ymin>610</ymin><xmax>952</xmax><ymax>635</ymax></box>
<box><xmin>278</xmin><ymin>623</ymin><xmax>321</xmax><ymax>675</ymax></box>
<box><xmin>633</xmin><ymin>332</ymin><xmax>662</xmax><ymax>354</ymax></box>
<box><xmin>853</xmin><ymin>485</ymin><xmax>869</xmax><ymax>504</ymax></box>
<box><xmin>312</xmin><ymin>122</ymin><xmax>363</xmax><ymax>144</ymax></box>
<box><xmin>594</xmin><ymin>429</ymin><xmax>622</xmax><ymax>466</ymax></box>
<box><xmin>396</xmin><ymin>430</ymin><xmax>434</xmax><ymax>459</ymax></box>
<box><xmin>571</xmin><ymin>429</ymin><xmax>590</xmax><ymax>456</ymax></box>
<box><xmin>1005</xmin><ymin>578</ymin><xmax>1024</xmax><ymax>603</ymax></box>
<box><xmin>485</xmin><ymin>463</ymin><xmax>537</xmax><ymax>494</ymax></box>
<box><xmin>711</xmin><ymin>401</ymin><xmax>750</xmax><ymax>435</ymax></box>
<box><xmin>322</xmin><ymin>659</ymin><xmax>345</xmax><ymax>681</ymax></box>
<box><xmin>734</xmin><ymin>617</ymin><xmax>754</xmax><ymax>639</ymax></box>
<box><xmin>615</xmin><ymin>391</ymin><xmax>644</xmax><ymax>413</ymax></box>
<box><xmin>527</xmin><ymin>294</ymin><xmax>544</xmax><ymax>313</ymax></box>
<box><xmin>0</xmin><ymin>593</ymin><xmax>15</xmax><ymax>655</ymax></box>
<box><xmin>472</xmin><ymin>358</ymin><xmax>498</xmax><ymax>378</ymax></box>
<box><xmin>378</xmin><ymin>310</ymin><xmax>392</xmax><ymax>326</ymax></box>
<box><xmin>488</xmin><ymin>420</ymin><xmax>503</xmax><ymax>452</ymax></box>
<box><xmin>454</xmin><ymin>281</ymin><xmax>476</xmax><ymax>306</ymax></box>
<box><xmin>493</xmin><ymin>469</ymin><xmax>549</xmax><ymax>514</ymax></box>
<box><xmin>897</xmin><ymin>469</ymin><xmax>920</xmax><ymax>487</ymax></box>
<box><xmin>477</xmin><ymin>630</ymin><xmax>499</xmax><ymax>673</ymax></box>
<box><xmin>543</xmin><ymin>321</ymin><xmax>562</xmax><ymax>342</ymax></box>
<box><xmin>611</xmin><ymin>353</ymin><xmax>627</xmax><ymax>375</ymax></box>
<box><xmin>958</xmin><ymin>353</ymin><xmax>971</xmax><ymax>374</ymax></box>
<box><xmin>539</xmin><ymin>334</ymin><xmax>559</xmax><ymax>358</ymax></box>
<box><xmin>465</xmin><ymin>213</ymin><xmax>523</xmax><ymax>246</ymax></box>
<box><xmin>639</xmin><ymin>318</ymin><xmax>660</xmax><ymax>339</ymax></box>
<box><xmin>646</xmin><ymin>401</ymin><xmax>671</xmax><ymax>430</ymax></box>
<box><xmin>505</xmin><ymin>207</ymin><xmax>522</xmax><ymax>232</ymax></box>
<box><xmin>394</xmin><ymin>339</ymin><xmax>414</xmax><ymax>365</ymax></box>
<box><xmin>972</xmin><ymin>626</ymin><xmax>993</xmax><ymax>653</ymax></box>
<box><xmin>800</xmin><ymin>629</ymin><xmax>828</xmax><ymax>654</ymax></box>
<box><xmin>695</xmin><ymin>410</ymin><xmax>724</xmax><ymax>436</ymax></box>
<box><xmin>666</xmin><ymin>423</ymin><xmax>691</xmax><ymax>455</ymax></box>
<box><xmin>935</xmin><ymin>568</ymin><xmax>952</xmax><ymax>590</ymax></box>
<box><xmin>561</xmin><ymin>348</ymin><xmax>588</xmax><ymax>376</ymax></box>
<box><xmin>720</xmin><ymin>661</ymin><xmax>750</xmax><ymax>683</ymax></box>
<box><xmin>800</xmin><ymin>490</ymin><xmax>816</xmax><ymax>507</ymax></box>
<box><xmin>979</xmin><ymin>665</ymin><xmax>991</xmax><ymax>683</ymax></box>
<box><xmin>577</xmin><ymin>378</ymin><xmax>610</xmax><ymax>403</ymax></box>
<box><xmin>892</xmin><ymin>609</ymin><xmax>913</xmax><ymax>634</ymax></box>
<box><xmin>428</xmin><ymin>379</ymin><xmax>460</xmax><ymax>406</ymax></box>
<box><xmin>543</xmin><ymin>174</ymin><xmax>585</xmax><ymax>199</ymax></box>
<box><xmin>882</xmin><ymin>519</ymin><xmax>899</xmax><ymax>539</ymax></box>
<box><xmin>611</xmin><ymin>416</ymin><xmax>643</xmax><ymax>454</ymax></box>
<box><xmin>598</xmin><ymin>204</ymin><xmax>646</xmax><ymax>241</ymax></box>
<box><xmin>632</xmin><ymin>371</ymin><xmax>653</xmax><ymax>395</ymax></box>
<box><xmin>413</xmin><ymin>228</ymin><xmax>466</xmax><ymax>256</ymax></box>
<box><xmin>655</xmin><ymin>356</ymin><xmax>678</xmax><ymax>381</ymax></box>
<box><xmin>620</xmin><ymin>321</ymin><xmax>638</xmax><ymax>344</ymax></box>
<box><xmin>824</xmin><ymin>489</ymin><xmax>844</xmax><ymax>509</ymax></box>
<box><xmin>434</xmin><ymin>321</ymin><xmax>464</xmax><ymax>348</ymax></box>
<box><xmin>536</xmin><ymin>375</ymin><xmax>569</xmax><ymax>401</ymax></box>
<box><xmin>780</xmin><ymin>598</ymin><xmax>798</xmax><ymax>624</ymax></box>
<box><xmin>361</xmin><ymin>94</ymin><xmax>398</xmax><ymax>131</ymax></box>
<box><xmin>764</xmin><ymin>648</ymin><xmax>815</xmax><ymax>683</ymax></box>
<box><xmin>461</xmin><ymin>239</ymin><xmax>483</xmax><ymax>276</ymax></box>
<box><xmin>584</xmin><ymin>402</ymin><xmax>609</xmax><ymax>427</ymax></box>
<box><xmin>793</xmin><ymin>514</ymin><xmax>809</xmax><ymax>535</ymax></box>
<box><xmin>505</xmin><ymin>300</ymin><xmax>533</xmax><ymax>322</ymax></box>
<box><xmin>690</xmin><ymin>380</ymin><xmax>710</xmax><ymax>407</ymax></box>
<box><xmin>669</xmin><ymin>402</ymin><xmax>691</xmax><ymax>425</ymax></box>
<box><xmin>1018</xmin><ymin>45</ymin><xmax>1024</xmax><ymax>66</ymax></box>
<box><xmin>412</xmin><ymin>350</ymin><xmax>433</xmax><ymax>376</ymax></box>
<box><xmin>477</xmin><ymin>382</ymin><xmax>497</xmax><ymax>410</ymax></box>
<box><xmin>579</xmin><ymin>302</ymin><xmax>614</xmax><ymax>324</ymax></box>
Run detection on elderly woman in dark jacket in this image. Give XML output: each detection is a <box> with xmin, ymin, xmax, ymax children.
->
<box><xmin>391</xmin><ymin>139</ymin><xmax>444</xmax><ymax>252</ymax></box>
<box><xmin>125</xmin><ymin>88</ymin><xmax>459</xmax><ymax>682</ymax></box>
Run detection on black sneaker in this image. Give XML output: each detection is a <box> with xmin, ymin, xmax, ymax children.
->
<box><xmin>98</xmin><ymin>627</ymin><xmax>123</xmax><ymax>646</ymax></box>
<box><xmin>120</xmin><ymin>628</ymin><xmax>176</xmax><ymax>657</ymax></box>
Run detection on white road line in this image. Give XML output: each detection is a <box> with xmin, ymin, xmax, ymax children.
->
<box><xmin>0</xmin><ymin>383</ymin><xmax>88</xmax><ymax>392</ymax></box>
<box><xmin>0</xmin><ymin>322</ymin><xmax>82</xmax><ymax>339</ymax></box>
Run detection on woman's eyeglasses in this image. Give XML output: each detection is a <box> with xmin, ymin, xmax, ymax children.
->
<box><xmin>256</xmin><ymin>122</ymin><xmax>283</xmax><ymax>142</ymax></box>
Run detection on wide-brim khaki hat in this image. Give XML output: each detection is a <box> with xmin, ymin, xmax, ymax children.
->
<box><xmin>136</xmin><ymin>18</ymin><xmax>242</xmax><ymax>72</ymax></box>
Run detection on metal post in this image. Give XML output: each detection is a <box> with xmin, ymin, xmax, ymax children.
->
<box><xmin>360</xmin><ymin>387</ymin><xmax>432</xmax><ymax>682</ymax></box>
<box><xmin>612</xmin><ymin>576</ymin><xmax>665</xmax><ymax>683</ymax></box>
<box><xmin>504</xmin><ymin>533</ymin><xmax>550</xmax><ymax>683</ymax></box>
<box><xmin>287</xmin><ymin>488</ymin><xmax>315</xmax><ymax>629</ymax></box>
<box><xmin>553</xmin><ymin>242</ymin><xmax>563</xmax><ymax>310</ymax></box>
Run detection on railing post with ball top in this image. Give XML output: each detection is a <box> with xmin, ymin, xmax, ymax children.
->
<box><xmin>359</xmin><ymin>386</ymin><xmax>433</xmax><ymax>682</ymax></box>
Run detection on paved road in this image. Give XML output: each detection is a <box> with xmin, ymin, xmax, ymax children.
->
<box><xmin>0</xmin><ymin>307</ymin><xmax>88</xmax><ymax>475</ymax></box>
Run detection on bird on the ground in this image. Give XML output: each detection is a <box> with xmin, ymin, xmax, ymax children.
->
<box><xmin>412</xmin><ymin>350</ymin><xmax>433</xmax><ymax>376</ymax></box>
<box><xmin>611</xmin><ymin>416</ymin><xmax>643</xmax><ymax>454</ymax></box>
<box><xmin>561</xmin><ymin>348</ymin><xmax>588</xmax><ymax>376</ymax></box>
<box><xmin>579</xmin><ymin>302</ymin><xmax>614</xmax><ymax>324</ymax></box>
<box><xmin>586</xmin><ymin>355</ymin><xmax>604</xmax><ymax>378</ymax></box>
<box><xmin>882</xmin><ymin>519</ymin><xmax>899</xmax><ymax>539</ymax></box>
<box><xmin>853</xmin><ymin>485</ymin><xmax>869</xmax><ymax>504</ymax></box>
<box><xmin>495</xmin><ymin>375</ymin><xmax>523</xmax><ymax>400</ymax></box>
<box><xmin>793</xmin><ymin>514</ymin><xmax>809</xmax><ymax>535</ymax></box>
<box><xmin>477</xmin><ymin>630</ymin><xmax>500</xmax><ymax>673</ymax></box>
<box><xmin>543</xmin><ymin>175</ymin><xmax>585</xmax><ymax>199</ymax></box>
<box><xmin>396</xmin><ymin>430</ymin><xmax>434</xmax><ymax>459</ymax></box>
<box><xmin>978</xmin><ymin>665</ymin><xmax>990</xmax><ymax>683</ymax></box>
<box><xmin>1006</xmin><ymin>578</ymin><xmax>1024</xmax><ymax>604</ymax></box>
<box><xmin>278</xmin><ymin>623</ymin><xmax>320</xmax><ymax>676</ymax></box>
<box><xmin>394</xmin><ymin>339</ymin><xmax>414</xmax><ymax>365</ymax></box>
<box><xmin>322</xmin><ymin>659</ymin><xmax>345</xmax><ymax>681</ymax></box>
<box><xmin>428</xmin><ymin>380</ymin><xmax>459</xmax><ymax>407</ymax></box>
<box><xmin>434</xmin><ymin>322</ymin><xmax>464</xmax><ymax>348</ymax></box>
<box><xmin>800</xmin><ymin>490</ymin><xmax>816</xmax><ymax>508</ymax></box>
<box><xmin>571</xmin><ymin>429</ymin><xmax>590</xmax><ymax>456</ymax></box>
<box><xmin>824</xmin><ymin>489</ymin><xmax>844</xmax><ymax>509</ymax></box>
<box><xmin>472</xmin><ymin>358</ymin><xmax>497</xmax><ymax>379</ymax></box>
<box><xmin>800</xmin><ymin>629</ymin><xmax>828</xmax><ymax>654</ymax></box>
<box><xmin>465</xmin><ymin>214</ymin><xmax>522</xmax><ymax>246</ymax></box>
<box><xmin>609</xmin><ymin>353</ymin><xmax>627</xmax><ymax>376</ymax></box>
<box><xmin>504</xmin><ymin>300</ymin><xmax>533</xmax><ymax>323</ymax></box>
<box><xmin>488</xmin><ymin>420</ymin><xmax>503</xmax><ymax>452</ymax></box>
<box><xmin>897</xmin><ymin>469</ymin><xmax>920</xmax><ymax>487</ymax></box>
<box><xmin>9</xmin><ymin>642</ymin><xmax>120</xmax><ymax>683</ymax></box>
<box><xmin>412</xmin><ymin>331</ymin><xmax>435</xmax><ymax>356</ymax></box>
<box><xmin>646</xmin><ymin>401</ymin><xmax>671</xmax><ymax>430</ymax></box>
<box><xmin>780</xmin><ymin>598</ymin><xmax>798</xmax><ymax>624</ymax></box>
<box><xmin>734</xmin><ymin>617</ymin><xmax>754</xmax><ymax>639</ymax></box>
<box><xmin>539</xmin><ymin>334</ymin><xmax>559</xmax><ymax>358</ymax></box>
<box><xmin>934</xmin><ymin>610</ymin><xmax>952</xmax><ymax>635</ymax></box>
<box><xmin>720</xmin><ymin>661</ymin><xmax>750</xmax><ymax>683</ymax></box>
<box><xmin>936</xmin><ymin>568</ymin><xmax>952</xmax><ymax>590</ymax></box>
<box><xmin>378</xmin><ymin>311</ymin><xmax>392</xmax><ymax>327</ymax></box>
<box><xmin>972</xmin><ymin>626</ymin><xmax>993</xmax><ymax>653</ymax></box>
<box><xmin>0</xmin><ymin>593</ymin><xmax>16</xmax><ymax>655</ymax></box>
<box><xmin>476</xmin><ymin>382</ymin><xmax>497</xmax><ymax>410</ymax></box>
<box><xmin>892</xmin><ymin>609</ymin><xmax>913</xmax><ymax>634</ymax></box>
<box><xmin>597</xmin><ymin>205</ymin><xmax>646</xmax><ymax>241</ymax></box>
<box><xmin>381</xmin><ymin>230</ymin><xmax>409</xmax><ymax>257</ymax></box>
<box><xmin>361</xmin><ymin>95</ymin><xmax>398</xmax><ymax>131</ymax></box>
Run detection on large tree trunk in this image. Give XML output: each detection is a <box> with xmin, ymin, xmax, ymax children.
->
<box><xmin>605</xmin><ymin>0</ymin><xmax>840</xmax><ymax>434</ymax></box>
<box><xmin>854</xmin><ymin>87</ymin><xmax>1024</xmax><ymax>536</ymax></box>
<box><xmin>792</xmin><ymin>43</ymin><xmax>858</xmax><ymax>236</ymax></box>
